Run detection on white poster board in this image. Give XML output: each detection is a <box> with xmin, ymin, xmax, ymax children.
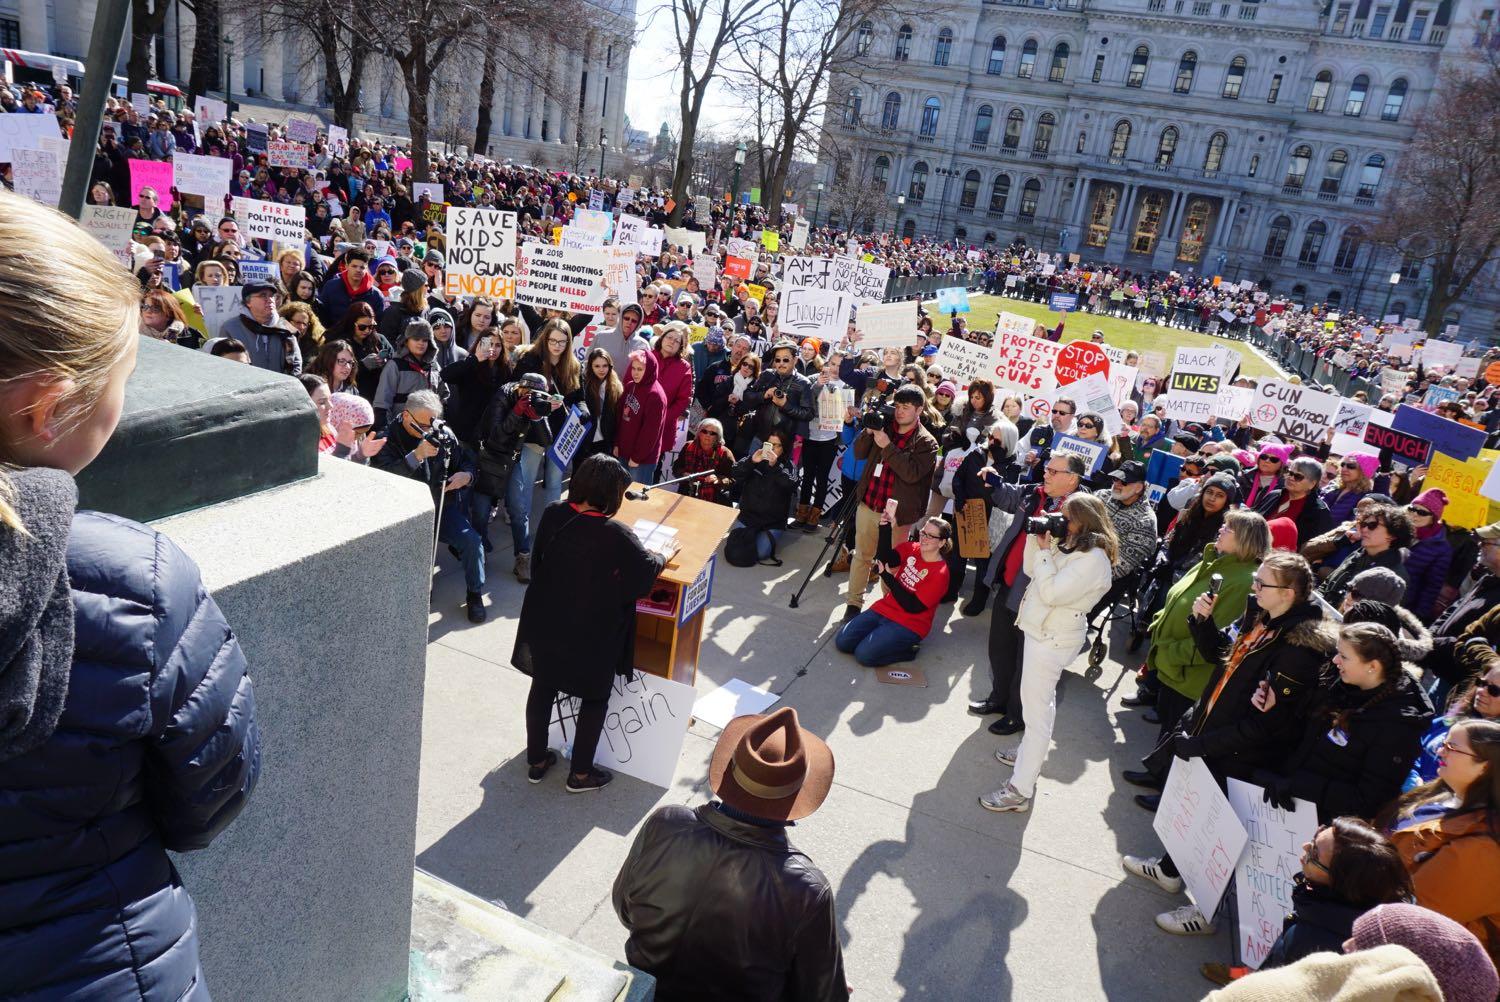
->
<box><xmin>664</xmin><ymin>226</ymin><xmax>707</xmax><ymax>256</ymax></box>
<box><xmin>232</xmin><ymin>197</ymin><xmax>307</xmax><ymax>244</ymax></box>
<box><xmin>779</xmin><ymin>287</ymin><xmax>850</xmax><ymax>343</ymax></box>
<box><xmin>853</xmin><ymin>261</ymin><xmax>890</xmax><ymax>305</ymax></box>
<box><xmin>11</xmin><ymin>148</ymin><xmax>61</xmax><ymax>206</ymax></box>
<box><xmin>79</xmin><ymin>205</ymin><xmax>137</xmax><ymax>267</ymax></box>
<box><xmin>993</xmin><ymin>327</ymin><xmax>1062</xmax><ymax>396</ymax></box>
<box><xmin>444</xmin><ymin>206</ymin><xmax>518</xmax><ymax>299</ymax></box>
<box><xmin>1153</xmin><ymin>757</ymin><xmax>1249</xmax><ymax>916</ymax></box>
<box><xmin>934</xmin><ymin>336</ymin><xmax>998</xmax><ymax>393</ymax></box>
<box><xmin>1215</xmin><ymin>386</ymin><xmax>1255</xmax><ymax>422</ymax></box>
<box><xmin>194</xmin><ymin>284</ymin><xmax>241</xmax><ymax>339</ymax></box>
<box><xmin>790</xmin><ymin>217</ymin><xmax>810</xmax><ymax>250</ymax></box>
<box><xmin>173</xmin><ymin>152</ymin><xmax>232</xmax><ymax>208</ymax></box>
<box><xmin>1251</xmin><ymin>379</ymin><xmax>1342</xmax><ymax>443</ymax></box>
<box><xmin>1061</xmin><ymin>371</ymin><xmax>1123</xmax><ymax>437</ymax></box>
<box><xmin>855</xmin><ymin>300</ymin><xmax>920</xmax><ymax>350</ymax></box>
<box><xmin>516</xmin><ymin>241</ymin><xmax>610</xmax><ymax>313</ymax></box>
<box><xmin>547</xmin><ymin>670</ymin><xmax>696</xmax><ymax>788</ymax></box>
<box><xmin>1226</xmin><ymin>779</ymin><xmax>1319</xmax><ymax>971</ymax></box>
<box><xmin>0</xmin><ymin>112</ymin><xmax>60</xmax><ymax>161</ymax></box>
<box><xmin>1164</xmin><ymin>346</ymin><xmax>1229</xmax><ymax>423</ymax></box>
<box><xmin>413</xmin><ymin>181</ymin><xmax>444</xmax><ymax>203</ymax></box>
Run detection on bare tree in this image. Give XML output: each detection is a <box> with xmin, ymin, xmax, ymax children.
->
<box><xmin>1373</xmin><ymin>60</ymin><xmax>1500</xmax><ymax>333</ymax></box>
<box><xmin>663</xmin><ymin>0</ymin><xmax>776</xmax><ymax>225</ymax></box>
<box><xmin>127</xmin><ymin>0</ymin><xmax>170</xmax><ymax>94</ymax></box>
<box><xmin>474</xmin><ymin>29</ymin><xmax>499</xmax><ymax>156</ymax></box>
<box><xmin>184</xmin><ymin>0</ymin><xmax>221</xmax><ymax>102</ymax></box>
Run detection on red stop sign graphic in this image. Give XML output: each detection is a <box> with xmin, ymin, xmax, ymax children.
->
<box><xmin>1056</xmin><ymin>341</ymin><xmax>1110</xmax><ymax>385</ymax></box>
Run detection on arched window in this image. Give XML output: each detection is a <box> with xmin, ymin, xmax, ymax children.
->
<box><xmin>1382</xmin><ymin>79</ymin><xmax>1407</xmax><ymax>121</ymax></box>
<box><xmin>1003</xmin><ymin>108</ymin><xmax>1025</xmax><ymax>149</ymax></box>
<box><xmin>1264</xmin><ymin>215</ymin><xmax>1291</xmax><ymax>258</ymax></box>
<box><xmin>872</xmin><ymin>155</ymin><xmax>890</xmax><ymax>189</ymax></box>
<box><xmin>909</xmin><ymin>161</ymin><xmax>928</xmax><ymax>200</ymax></box>
<box><xmin>1357</xmin><ymin>154</ymin><xmax>1385</xmax><ymax>198</ymax></box>
<box><xmin>1298</xmin><ymin>221</ymin><xmax>1327</xmax><ymax>265</ymax></box>
<box><xmin>1326</xmin><ymin>289</ymin><xmax>1342</xmax><ymax>309</ymax></box>
<box><xmin>1155</xmin><ymin>126</ymin><xmax>1179</xmax><ymax>167</ymax></box>
<box><xmin>990</xmin><ymin>174</ymin><xmax>1011</xmax><ymax>213</ymax></box>
<box><xmin>934</xmin><ymin>28</ymin><xmax>953</xmax><ymax>66</ymax></box>
<box><xmin>1344</xmin><ymin>74</ymin><xmax>1368</xmax><ymax>116</ymax></box>
<box><xmin>919</xmin><ymin>96</ymin><xmax>941</xmax><ymax>138</ymax></box>
<box><xmin>1034</xmin><ymin>112</ymin><xmax>1056</xmax><ymax>154</ymax></box>
<box><xmin>1126</xmin><ymin>45</ymin><xmax>1149</xmax><ymax>87</ymax></box>
<box><xmin>902</xmin><ymin>218</ymin><xmax>916</xmax><ymax>240</ymax></box>
<box><xmin>1019</xmin><ymin>179</ymin><xmax>1041</xmax><ymax>220</ymax></box>
<box><xmin>1049</xmin><ymin>42</ymin><xmax>1070</xmax><ymax>82</ymax></box>
<box><xmin>1307</xmin><ymin>70</ymin><xmax>1332</xmax><ymax>112</ymax></box>
<box><xmin>1109</xmin><ymin>120</ymin><xmax>1131</xmax><ymax>160</ymax></box>
<box><xmin>1284</xmin><ymin>144</ymin><xmax>1312</xmax><ymax>188</ymax></box>
<box><xmin>1204</xmin><ymin>131</ymin><xmax>1228</xmax><ymax>173</ymax></box>
<box><xmin>1174</xmin><ymin>51</ymin><xmax>1197</xmax><ymax>94</ymax></box>
<box><xmin>973</xmin><ymin>105</ymin><xmax>994</xmax><ymax>145</ymax></box>
<box><xmin>1132</xmin><ymin>192</ymin><xmax>1165</xmax><ymax>253</ymax></box>
<box><xmin>1332</xmin><ymin>226</ymin><xmax>1362</xmax><ymax>271</ymax></box>
<box><xmin>1320</xmin><ymin>150</ymin><xmax>1348</xmax><ymax>196</ymax></box>
<box><xmin>855</xmin><ymin>20</ymin><xmax>873</xmax><ymax>56</ymax></box>
<box><xmin>881</xmin><ymin>92</ymin><xmax>902</xmax><ymax>130</ymax></box>
<box><xmin>843</xmin><ymin>90</ymin><xmax>862</xmax><ymax>126</ymax></box>
<box><xmin>1291</xmin><ymin>284</ymin><xmax>1308</xmax><ymax>303</ymax></box>
<box><xmin>895</xmin><ymin>24</ymin><xmax>912</xmax><ymax>61</ymax></box>
<box><xmin>1222</xmin><ymin>56</ymin><xmax>1246</xmax><ymax>99</ymax></box>
<box><xmin>1018</xmin><ymin>40</ymin><xmax>1038</xmax><ymax>79</ymax></box>
<box><xmin>1087</xmin><ymin>185</ymin><xmax>1119</xmax><ymax>247</ymax></box>
<box><xmin>988</xmin><ymin>35</ymin><xmax>1007</xmax><ymax>75</ymax></box>
<box><xmin>960</xmin><ymin>169</ymin><xmax>981</xmax><ymax>209</ymax></box>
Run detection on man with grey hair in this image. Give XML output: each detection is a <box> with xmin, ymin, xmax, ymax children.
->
<box><xmin>372</xmin><ymin>390</ymin><xmax>489</xmax><ymax>623</ymax></box>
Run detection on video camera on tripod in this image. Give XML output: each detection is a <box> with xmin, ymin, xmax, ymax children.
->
<box><xmin>859</xmin><ymin>374</ymin><xmax>908</xmax><ymax>431</ymax></box>
<box><xmin>420</xmin><ymin>417</ymin><xmax>460</xmax><ymax>452</ymax></box>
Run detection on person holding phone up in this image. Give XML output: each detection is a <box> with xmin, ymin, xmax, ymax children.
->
<box><xmin>836</xmin><ymin>499</ymin><xmax>952</xmax><ymax>667</ymax></box>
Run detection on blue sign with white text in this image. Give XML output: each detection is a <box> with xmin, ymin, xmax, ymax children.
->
<box><xmin>1390</xmin><ymin>404</ymin><xmax>1485</xmax><ymax>462</ymax></box>
<box><xmin>1049</xmin><ymin>292</ymin><xmax>1080</xmax><ymax>313</ymax></box>
<box><xmin>936</xmin><ymin>286</ymin><xmax>970</xmax><ymax>314</ymax></box>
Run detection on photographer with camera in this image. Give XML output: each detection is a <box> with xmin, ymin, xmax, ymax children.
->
<box><xmin>842</xmin><ymin>385</ymin><xmax>940</xmax><ymax>622</ymax></box>
<box><xmin>373</xmin><ymin>390</ymin><xmax>488</xmax><ymax>623</ymax></box>
<box><xmin>473</xmin><ymin>371</ymin><xmax>561</xmax><ymax>581</ymax></box>
<box><xmin>734</xmin><ymin>339</ymin><xmax>814</xmax><ymax>450</ymax></box>
<box><xmin>980</xmin><ymin>493</ymin><xmax>1118</xmax><ymax>813</ymax></box>
<box><xmin>836</xmin><ymin>500</ymin><xmax>952</xmax><ymax>666</ymax></box>
<box><xmin>970</xmin><ymin>452</ymin><xmax>1087</xmax><ymax>736</ymax></box>
<box><xmin>1022</xmin><ymin>397</ymin><xmax>1077</xmax><ymax>482</ymax></box>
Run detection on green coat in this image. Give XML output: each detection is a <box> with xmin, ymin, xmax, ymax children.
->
<box><xmin>1148</xmin><ymin>545</ymin><xmax>1258</xmax><ymax>701</ymax></box>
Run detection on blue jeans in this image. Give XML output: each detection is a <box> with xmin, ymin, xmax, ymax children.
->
<box><xmin>732</xmin><ymin>520</ymin><xmax>783</xmax><ymax>561</ymax></box>
<box><xmin>439</xmin><ymin>489</ymin><xmax>486</xmax><ymax>593</ymax></box>
<box><xmin>836</xmin><ymin>609</ymin><xmax>921</xmax><ymax>667</ymax></box>
<box><xmin>506</xmin><ymin>446</ymin><xmax>563</xmax><ymax>554</ymax></box>
<box><xmin>628</xmin><ymin>462</ymin><xmax>657</xmax><ymax>485</ymax></box>
<box><xmin>469</xmin><ymin>490</ymin><xmax>496</xmax><ymax>546</ymax></box>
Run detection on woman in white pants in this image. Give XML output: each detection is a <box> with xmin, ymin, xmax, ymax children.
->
<box><xmin>980</xmin><ymin>492</ymin><xmax>1118</xmax><ymax>813</ymax></box>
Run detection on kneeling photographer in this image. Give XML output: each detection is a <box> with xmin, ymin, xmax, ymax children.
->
<box><xmin>726</xmin><ymin>430</ymin><xmax>799</xmax><ymax>567</ymax></box>
<box><xmin>373</xmin><ymin>389</ymin><xmax>489</xmax><ymax>623</ymax></box>
<box><xmin>836</xmin><ymin>500</ymin><xmax>952</xmax><ymax>666</ymax></box>
<box><xmin>842</xmin><ymin>383</ymin><xmax>939</xmax><ymax>622</ymax></box>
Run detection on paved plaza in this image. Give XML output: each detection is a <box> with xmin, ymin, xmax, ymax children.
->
<box><xmin>416</xmin><ymin>519</ymin><xmax>1233</xmax><ymax>1001</ymax></box>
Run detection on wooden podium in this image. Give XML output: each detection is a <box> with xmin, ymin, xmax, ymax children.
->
<box><xmin>614</xmin><ymin>490</ymin><xmax>739</xmax><ymax>687</ymax></box>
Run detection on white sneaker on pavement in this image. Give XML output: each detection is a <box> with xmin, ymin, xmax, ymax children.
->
<box><xmin>978</xmin><ymin>784</ymin><xmax>1030</xmax><ymax>812</ymax></box>
<box><xmin>994</xmin><ymin>747</ymin><xmax>1018</xmax><ymax>766</ymax></box>
<box><xmin>1121</xmin><ymin>854</ymin><xmax>1185</xmax><ymax>895</ymax></box>
<box><xmin>1155</xmin><ymin>904</ymin><xmax>1218</xmax><ymax>936</ymax></box>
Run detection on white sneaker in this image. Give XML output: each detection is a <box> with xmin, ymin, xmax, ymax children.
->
<box><xmin>1155</xmin><ymin>904</ymin><xmax>1218</xmax><ymax>936</ymax></box>
<box><xmin>979</xmin><ymin>784</ymin><xmax>1031</xmax><ymax>813</ymax></box>
<box><xmin>994</xmin><ymin>747</ymin><xmax>1018</xmax><ymax>766</ymax></box>
<box><xmin>1121</xmin><ymin>854</ymin><xmax>1185</xmax><ymax>895</ymax></box>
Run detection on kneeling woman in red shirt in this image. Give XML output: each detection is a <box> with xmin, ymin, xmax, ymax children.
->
<box><xmin>836</xmin><ymin>498</ymin><xmax>952</xmax><ymax>667</ymax></box>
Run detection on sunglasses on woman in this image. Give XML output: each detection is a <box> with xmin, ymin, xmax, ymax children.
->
<box><xmin>1358</xmin><ymin>519</ymin><xmax>1383</xmax><ymax>530</ymax></box>
<box><xmin>1478</xmin><ymin>682</ymin><xmax>1500</xmax><ymax>698</ymax></box>
<box><xmin>355</xmin><ymin>322</ymin><xmax>375</xmax><ymax>331</ymax></box>
<box><xmin>1285</xmin><ymin>472</ymin><xmax>1308</xmax><ymax>482</ymax></box>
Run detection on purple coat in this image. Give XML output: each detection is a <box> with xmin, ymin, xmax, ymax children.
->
<box><xmin>1401</xmin><ymin>528</ymin><xmax>1452</xmax><ymax>624</ymax></box>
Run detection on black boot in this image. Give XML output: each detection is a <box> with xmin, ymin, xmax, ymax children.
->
<box><xmin>961</xmin><ymin>586</ymin><xmax>991</xmax><ymax>617</ymax></box>
<box><xmin>466</xmin><ymin>591</ymin><xmax>487</xmax><ymax>624</ymax></box>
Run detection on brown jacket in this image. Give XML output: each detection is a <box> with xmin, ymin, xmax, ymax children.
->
<box><xmin>852</xmin><ymin>423</ymin><xmax>939</xmax><ymax>527</ymax></box>
<box><xmin>1389</xmin><ymin>808</ymin><xmax>1500</xmax><ymax>965</ymax></box>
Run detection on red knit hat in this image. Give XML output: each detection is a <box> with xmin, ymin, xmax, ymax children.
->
<box><xmin>1268</xmin><ymin>517</ymin><xmax>1299</xmax><ymax>553</ymax></box>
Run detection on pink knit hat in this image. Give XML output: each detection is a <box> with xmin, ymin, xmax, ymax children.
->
<box><xmin>1234</xmin><ymin>449</ymin><xmax>1256</xmax><ymax>469</ymax></box>
<box><xmin>1410</xmin><ymin>487</ymin><xmax>1449</xmax><ymax>519</ymax></box>
<box><xmin>329</xmin><ymin>392</ymin><xmax>374</xmax><ymax>430</ymax></box>
<box><xmin>1351</xmin><ymin>904</ymin><xmax>1499</xmax><ymax>1002</ymax></box>
<box><xmin>1258</xmin><ymin>443</ymin><xmax>1294</xmax><ymax>463</ymax></box>
<box><xmin>1346</xmin><ymin>452</ymin><xmax>1380</xmax><ymax>480</ymax></box>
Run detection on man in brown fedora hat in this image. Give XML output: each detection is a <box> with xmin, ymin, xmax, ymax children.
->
<box><xmin>612</xmin><ymin>706</ymin><xmax>850</xmax><ymax>1001</ymax></box>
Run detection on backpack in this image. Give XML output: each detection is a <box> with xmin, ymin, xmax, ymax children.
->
<box><xmin>724</xmin><ymin>525</ymin><xmax>761</xmax><ymax>567</ymax></box>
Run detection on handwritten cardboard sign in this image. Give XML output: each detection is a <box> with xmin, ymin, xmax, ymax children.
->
<box><xmin>993</xmin><ymin>328</ymin><xmax>1062</xmax><ymax>396</ymax></box>
<box><xmin>934</xmin><ymin>336</ymin><xmax>997</xmax><ymax>393</ymax></box>
<box><xmin>547</xmin><ymin>670</ymin><xmax>695</xmax><ymax>788</ymax></box>
<box><xmin>1154</xmin><ymin>757</ymin><xmax>1249</xmax><ymax>916</ymax></box>
<box><xmin>445</xmin><ymin>206</ymin><xmax>518</xmax><ymax>299</ymax></box>
<box><xmin>1226</xmin><ymin>779</ymin><xmax>1318</xmax><ymax>971</ymax></box>
<box><xmin>516</xmin><ymin>241</ymin><xmax>609</xmax><ymax>313</ymax></box>
<box><xmin>232</xmin><ymin>196</ymin><xmax>306</xmax><ymax>244</ymax></box>
<box><xmin>856</xmin><ymin>300</ymin><xmax>920</xmax><ymax>350</ymax></box>
<box><xmin>1250</xmin><ymin>379</ymin><xmax>1341</xmax><ymax>443</ymax></box>
<box><xmin>1164</xmin><ymin>346</ymin><xmax>1229</xmax><ymax>423</ymax></box>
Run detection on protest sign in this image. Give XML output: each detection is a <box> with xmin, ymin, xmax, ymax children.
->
<box><xmin>1332</xmin><ymin>400</ymin><xmax>1373</xmax><ymax>440</ymax></box>
<box><xmin>1215</xmin><ymin>385</ymin><xmax>1254</xmax><ymax>423</ymax></box>
<box><xmin>560</xmin><ymin>225</ymin><xmax>606</xmax><ymax>250</ymax></box>
<box><xmin>516</xmin><ymin>241</ymin><xmax>610</xmax><ymax>313</ymax></box>
<box><xmin>995</xmin><ymin>311</ymin><xmax>1039</xmax><ymax>341</ymax></box>
<box><xmin>1051</xmin><ymin>434</ymin><xmax>1107</xmax><ymax>474</ymax></box>
<box><xmin>761</xmin><ymin>229</ymin><xmax>780</xmax><ymax>252</ymax></box>
<box><xmin>413</xmin><ymin>182</ymin><xmax>443</xmax><ymax>203</ymax></box>
<box><xmin>173</xmin><ymin>152</ymin><xmax>231</xmax><ymax>208</ymax></box>
<box><xmin>1048</xmin><ymin>292</ymin><xmax>1080</xmax><ymax>313</ymax></box>
<box><xmin>935</xmin><ymin>286</ymin><xmax>970</xmax><ymax>314</ymax></box>
<box><xmin>232</xmin><ymin>197</ymin><xmax>306</xmax><ymax>244</ymax></box>
<box><xmin>129</xmin><ymin>159</ymin><xmax>175</xmax><ymax>210</ymax></box>
<box><xmin>1481</xmin><ymin>450</ymin><xmax>1500</xmax><ymax>504</ymax></box>
<box><xmin>1424</xmin><ymin>453</ymin><xmax>1494</xmax><ymax>528</ymax></box>
<box><xmin>1456</xmin><ymin>356</ymin><xmax>1482</xmax><ymax>381</ymax></box>
<box><xmin>934</xmin><ymin>337</ymin><xmax>997</xmax><ymax>393</ymax></box>
<box><xmin>663</xmin><ymin>226</ymin><xmax>707</xmax><ymax>256</ymax></box>
<box><xmin>1164</xmin><ymin>346</ymin><xmax>1229</xmax><ymax>423</ymax></box>
<box><xmin>781</xmin><ymin>255</ymin><xmax>854</xmax><ymax>293</ymax></box>
<box><xmin>614</xmin><ymin>214</ymin><xmax>651</xmax><ymax>254</ymax></box>
<box><xmin>956</xmin><ymin>498</ymin><xmax>990</xmax><ymax>559</ymax></box>
<box><xmin>993</xmin><ymin>328</ymin><xmax>1063</xmax><ymax>395</ymax></box>
<box><xmin>599</xmin><ymin>245</ymin><xmax>637</xmax><ymax>299</ymax></box>
<box><xmin>1138</xmin><ymin>350</ymin><xmax>1169</xmax><ymax>379</ymax></box>
<box><xmin>1364</xmin><ymin>419</ymin><xmax>1432</xmax><ymax>467</ymax></box>
<box><xmin>853</xmin><ymin>261</ymin><xmax>890</xmax><ymax>305</ymax></box>
<box><xmin>195</xmin><ymin>96</ymin><xmax>226</xmax><ymax>129</ymax></box>
<box><xmin>393</xmin><ymin>156</ymin><xmax>413</xmax><ymax>172</ymax></box>
<box><xmin>80</xmin><ymin>205</ymin><xmax>137</xmax><ymax>266</ymax></box>
<box><xmin>11</xmin><ymin>148</ymin><xmax>61</xmax><ymax>206</ymax></box>
<box><xmin>1225</xmin><ymin>779</ymin><xmax>1318</xmax><ymax>970</ymax></box>
<box><xmin>1109</xmin><ymin>364</ymin><xmax>1139</xmax><ymax>412</ymax></box>
<box><xmin>1422</xmin><ymin>385</ymin><xmax>1460</xmax><ymax>410</ymax></box>
<box><xmin>1390</xmin><ymin>404</ymin><xmax>1486</xmax><ymax>462</ymax></box>
<box><xmin>692</xmin><ymin>194</ymin><xmax>711</xmax><ymax>220</ymax></box>
<box><xmin>723</xmin><ymin>255</ymin><xmax>753</xmax><ymax>281</ymax></box>
<box><xmin>284</xmin><ymin>118</ymin><xmax>319</xmax><ymax>144</ymax></box>
<box><xmin>0</xmin><ymin>113</ymin><xmax>59</xmax><ymax>162</ymax></box>
<box><xmin>855</xmin><ymin>300</ymin><xmax>921</xmax><ymax>350</ymax></box>
<box><xmin>444</xmin><ymin>207</ymin><xmax>518</xmax><ymax>299</ymax></box>
<box><xmin>267</xmin><ymin>140</ymin><xmax>308</xmax><ymax>169</ymax></box>
<box><xmin>238</xmin><ymin>260</ymin><xmax>277</xmax><ymax>285</ymax></box>
<box><xmin>1145</xmin><ymin>449</ymin><xmax>1185</xmax><ymax>505</ymax></box>
<box><xmin>790</xmin><ymin>217</ymin><xmax>810</xmax><ymax>250</ymax></box>
<box><xmin>1250</xmin><ymin>379</ymin><xmax>1341</xmax><ymax>443</ymax></box>
<box><xmin>588</xmin><ymin>189</ymin><xmax>605</xmax><ymax>211</ymax></box>
<box><xmin>727</xmin><ymin>237</ymin><xmax>759</xmax><ymax>260</ymax></box>
<box><xmin>547</xmin><ymin>669</ymin><xmax>695</xmax><ymax>788</ymax></box>
<box><xmin>1421</xmin><ymin>340</ymin><xmax>1463</xmax><ymax>370</ymax></box>
<box><xmin>1062</xmin><ymin>371</ymin><xmax>1123</xmax><ymax>436</ymax></box>
<box><xmin>780</xmin><ymin>287</ymin><xmax>851</xmax><ymax>343</ymax></box>
<box><xmin>194</xmin><ymin>285</ymin><xmax>241</xmax><ymax>339</ymax></box>
<box><xmin>130</xmin><ymin>93</ymin><xmax>150</xmax><ymax>117</ymax></box>
<box><xmin>572</xmin><ymin>207</ymin><xmax>614</xmax><ymax>240</ymax></box>
<box><xmin>548</xmin><ymin>405</ymin><xmax>593</xmax><ymax>470</ymax></box>
<box><xmin>1154</xmin><ymin>757</ymin><xmax>1249</xmax><ymax>915</ymax></box>
<box><xmin>1056</xmin><ymin>340</ymin><xmax>1110</xmax><ymax>386</ymax></box>
<box><xmin>327</xmin><ymin>125</ymin><xmax>348</xmax><ymax>156</ymax></box>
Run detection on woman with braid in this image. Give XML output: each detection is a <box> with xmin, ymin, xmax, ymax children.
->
<box><xmin>1254</xmin><ymin>622</ymin><xmax>1433</xmax><ymax>824</ymax></box>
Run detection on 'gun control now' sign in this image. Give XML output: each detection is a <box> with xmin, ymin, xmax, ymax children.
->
<box><xmin>1250</xmin><ymin>379</ymin><xmax>1341</xmax><ymax>443</ymax></box>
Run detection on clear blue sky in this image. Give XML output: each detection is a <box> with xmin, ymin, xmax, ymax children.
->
<box><xmin>624</xmin><ymin>0</ymin><xmax>739</xmax><ymax>135</ymax></box>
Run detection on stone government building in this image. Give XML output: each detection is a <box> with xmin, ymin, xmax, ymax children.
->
<box><xmin>821</xmin><ymin>0</ymin><xmax>1500</xmax><ymax>340</ymax></box>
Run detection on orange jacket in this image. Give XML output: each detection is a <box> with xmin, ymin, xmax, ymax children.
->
<box><xmin>1389</xmin><ymin>808</ymin><xmax>1500</xmax><ymax>965</ymax></box>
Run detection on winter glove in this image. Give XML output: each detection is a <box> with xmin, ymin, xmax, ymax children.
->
<box><xmin>1260</xmin><ymin>774</ymin><xmax>1297</xmax><ymax>812</ymax></box>
<box><xmin>512</xmin><ymin>398</ymin><xmax>541</xmax><ymax>421</ymax></box>
<box><xmin>1173</xmin><ymin>735</ymin><xmax>1206</xmax><ymax>761</ymax></box>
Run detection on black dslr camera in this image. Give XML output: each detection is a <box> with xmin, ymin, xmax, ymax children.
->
<box><xmin>861</xmin><ymin>400</ymin><xmax>895</xmax><ymax>431</ymax></box>
<box><xmin>1024</xmin><ymin>512</ymin><xmax>1067</xmax><ymax>539</ymax></box>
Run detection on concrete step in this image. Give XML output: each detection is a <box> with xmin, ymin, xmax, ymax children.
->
<box><xmin>409</xmin><ymin>868</ymin><xmax>655</xmax><ymax>1002</ymax></box>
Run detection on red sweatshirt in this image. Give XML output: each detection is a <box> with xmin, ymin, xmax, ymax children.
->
<box><xmin>615</xmin><ymin>350</ymin><xmax>669</xmax><ymax>466</ymax></box>
<box><xmin>873</xmin><ymin>537</ymin><xmax>949</xmax><ymax>638</ymax></box>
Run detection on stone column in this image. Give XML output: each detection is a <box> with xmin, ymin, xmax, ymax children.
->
<box><xmin>260</xmin><ymin>26</ymin><xmax>286</xmax><ymax>102</ymax></box>
<box><xmin>18</xmin><ymin>0</ymin><xmax>53</xmax><ymax>55</ymax></box>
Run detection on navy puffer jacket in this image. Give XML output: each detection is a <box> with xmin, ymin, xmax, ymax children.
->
<box><xmin>1</xmin><ymin>473</ymin><xmax>260</xmax><ymax>1001</ymax></box>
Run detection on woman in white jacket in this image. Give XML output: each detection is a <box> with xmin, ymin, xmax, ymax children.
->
<box><xmin>981</xmin><ymin>492</ymin><xmax>1118</xmax><ymax>813</ymax></box>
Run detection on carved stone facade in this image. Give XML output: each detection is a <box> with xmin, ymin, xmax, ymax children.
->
<box><xmin>822</xmin><ymin>0</ymin><xmax>1500</xmax><ymax>339</ymax></box>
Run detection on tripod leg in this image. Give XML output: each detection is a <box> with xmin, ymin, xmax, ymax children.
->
<box><xmin>788</xmin><ymin>505</ymin><xmax>859</xmax><ymax>608</ymax></box>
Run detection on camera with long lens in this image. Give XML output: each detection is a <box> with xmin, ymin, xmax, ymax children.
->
<box><xmin>528</xmin><ymin>390</ymin><xmax>557</xmax><ymax>410</ymax></box>
<box><xmin>1024</xmin><ymin>512</ymin><xmax>1068</xmax><ymax>539</ymax></box>
<box><xmin>861</xmin><ymin>400</ymin><xmax>895</xmax><ymax>431</ymax></box>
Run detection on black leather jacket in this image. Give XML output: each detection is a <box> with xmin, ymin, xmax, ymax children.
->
<box><xmin>612</xmin><ymin>804</ymin><xmax>850</xmax><ymax>1002</ymax></box>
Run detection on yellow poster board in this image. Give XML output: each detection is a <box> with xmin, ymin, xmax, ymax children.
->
<box><xmin>1425</xmin><ymin>452</ymin><xmax>1494</xmax><ymax>529</ymax></box>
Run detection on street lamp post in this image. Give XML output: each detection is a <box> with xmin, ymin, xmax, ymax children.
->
<box><xmin>599</xmin><ymin>131</ymin><xmax>608</xmax><ymax>177</ymax></box>
<box><xmin>813</xmin><ymin>181</ymin><xmax>824</xmax><ymax>228</ymax></box>
<box><xmin>1379</xmin><ymin>271</ymin><xmax>1401</xmax><ymax>319</ymax></box>
<box><xmin>731</xmin><ymin>142</ymin><xmax>747</xmax><ymax>205</ymax></box>
<box><xmin>223</xmin><ymin>35</ymin><xmax>234</xmax><ymax>110</ymax></box>
<box><xmin>894</xmin><ymin>194</ymin><xmax>906</xmax><ymax>241</ymax></box>
<box><xmin>932</xmin><ymin>166</ymin><xmax>959</xmax><ymax>237</ymax></box>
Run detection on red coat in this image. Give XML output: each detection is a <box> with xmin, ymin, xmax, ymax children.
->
<box><xmin>616</xmin><ymin>350</ymin><xmax>669</xmax><ymax>466</ymax></box>
<box><xmin>653</xmin><ymin>352</ymin><xmax>694</xmax><ymax>454</ymax></box>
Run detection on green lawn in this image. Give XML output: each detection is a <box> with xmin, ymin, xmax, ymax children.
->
<box><xmin>926</xmin><ymin>294</ymin><xmax>1280</xmax><ymax>379</ymax></box>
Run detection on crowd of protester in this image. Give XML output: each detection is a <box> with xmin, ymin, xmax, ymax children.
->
<box><xmin>6</xmin><ymin>78</ymin><xmax>1500</xmax><ymax>999</ymax></box>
